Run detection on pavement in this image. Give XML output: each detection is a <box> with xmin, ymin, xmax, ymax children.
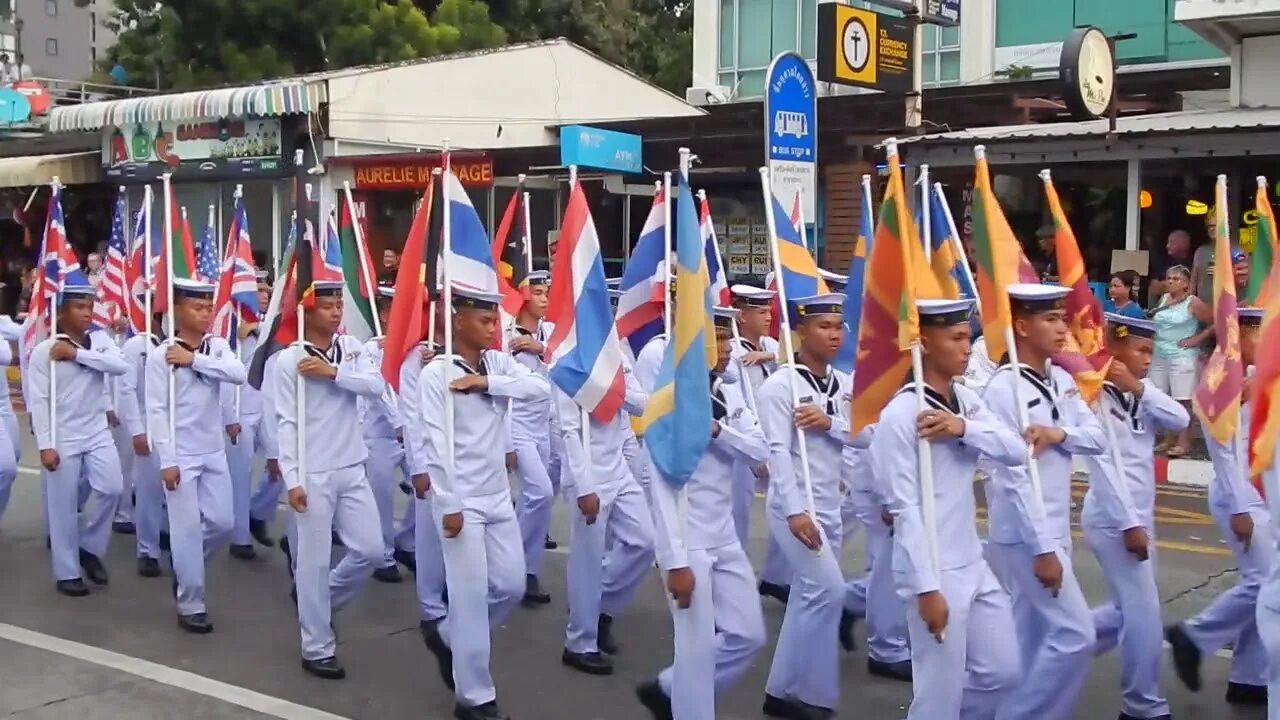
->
<box><xmin>0</xmin><ymin>427</ymin><xmax>1270</xmax><ymax>720</ymax></box>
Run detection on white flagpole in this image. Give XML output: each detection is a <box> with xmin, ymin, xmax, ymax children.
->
<box><xmin>296</xmin><ymin>157</ymin><xmax>311</xmax><ymax>496</ymax></box>
<box><xmin>207</xmin><ymin>203</ymin><xmax>218</xmax><ymax>268</ymax></box>
<box><xmin>759</xmin><ymin>166</ymin><xmax>817</xmax><ymax>522</ymax></box>
<box><xmin>343</xmin><ymin>181</ymin><xmax>381</xmax><ymax>338</ymax></box>
<box><xmin>48</xmin><ymin>177</ymin><xmax>61</xmax><ymax>448</ymax></box>
<box><xmin>934</xmin><ymin>181</ymin><xmax>980</xmax><ymax>317</ymax></box>
<box><xmin>143</xmin><ymin>185</ymin><xmax>154</xmax><ymax>442</ymax></box>
<box><xmin>232</xmin><ymin>184</ymin><xmax>244</xmax><ymax>417</ymax></box>
<box><xmin>441</xmin><ymin>143</ymin><xmax>458</xmax><ymax>514</ymax></box>
<box><xmin>920</xmin><ymin>164</ymin><xmax>932</xmax><ymax>264</ymax></box>
<box><xmin>569</xmin><ymin>165</ymin><xmax>593</xmax><ymax>468</ymax></box>
<box><xmin>662</xmin><ymin>172</ymin><xmax>673</xmax><ymax>338</ymax></box>
<box><xmin>428</xmin><ymin>172</ymin><xmax>441</xmax><ymax>350</ymax></box>
<box><xmin>163</xmin><ymin>175</ymin><xmax>177</xmax><ymax>447</ymax></box>
<box><xmin>520</xmin><ymin>175</ymin><xmax>534</xmax><ymax>279</ymax></box>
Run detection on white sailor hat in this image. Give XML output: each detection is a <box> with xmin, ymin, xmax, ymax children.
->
<box><xmin>254</xmin><ymin>269</ymin><xmax>270</xmax><ymax>281</ymax></box>
<box><xmin>376</xmin><ymin>286</ymin><xmax>395</xmax><ymax>300</ymax></box>
<box><xmin>712</xmin><ymin>305</ymin><xmax>739</xmax><ymax>329</ymax></box>
<box><xmin>58</xmin><ymin>284</ymin><xmax>96</xmax><ymax>302</ymax></box>
<box><xmin>730</xmin><ymin>284</ymin><xmax>776</xmax><ymax>306</ymax></box>
<box><xmin>312</xmin><ymin>280</ymin><xmax>344</xmax><ymax>298</ymax></box>
<box><xmin>917</xmin><ymin>297</ymin><xmax>975</xmax><ymax>327</ymax></box>
<box><xmin>818</xmin><ymin>268</ymin><xmax>849</xmax><ymax>287</ymax></box>
<box><xmin>1239</xmin><ymin>307</ymin><xmax>1265</xmax><ymax>326</ymax></box>
<box><xmin>1007</xmin><ymin>283</ymin><xmax>1069</xmax><ymax>313</ymax></box>
<box><xmin>451</xmin><ymin>285</ymin><xmax>503</xmax><ymax>311</ymax></box>
<box><xmin>792</xmin><ymin>292</ymin><xmax>844</xmax><ymax>319</ymax></box>
<box><xmin>527</xmin><ymin>270</ymin><xmax>550</xmax><ymax>286</ymax></box>
<box><xmin>1105</xmin><ymin>312</ymin><xmax>1157</xmax><ymax>340</ymax></box>
<box><xmin>606</xmin><ymin>277</ymin><xmax>622</xmax><ymax>289</ymax></box>
<box><xmin>608</xmin><ymin>288</ymin><xmax>623</xmax><ymax>303</ymax></box>
<box><xmin>173</xmin><ymin>277</ymin><xmax>216</xmax><ymax>299</ymax></box>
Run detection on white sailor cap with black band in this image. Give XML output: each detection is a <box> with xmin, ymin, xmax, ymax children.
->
<box><xmin>451</xmin><ymin>286</ymin><xmax>503</xmax><ymax>311</ymax></box>
<box><xmin>792</xmin><ymin>292</ymin><xmax>844</xmax><ymax>319</ymax></box>
<box><xmin>712</xmin><ymin>305</ymin><xmax>739</xmax><ymax>330</ymax></box>
<box><xmin>731</xmin><ymin>284</ymin><xmax>775</xmax><ymax>307</ymax></box>
<box><xmin>1105</xmin><ymin>313</ymin><xmax>1157</xmax><ymax>340</ymax></box>
<box><xmin>173</xmin><ymin>277</ymin><xmax>216</xmax><ymax>300</ymax></box>
<box><xmin>818</xmin><ymin>268</ymin><xmax>849</xmax><ymax>288</ymax></box>
<box><xmin>527</xmin><ymin>270</ymin><xmax>550</xmax><ymax>287</ymax></box>
<box><xmin>1239</xmin><ymin>307</ymin><xmax>1265</xmax><ymax>327</ymax></box>
<box><xmin>1007</xmin><ymin>283</ymin><xmax>1069</xmax><ymax>314</ymax></box>
<box><xmin>312</xmin><ymin>280</ymin><xmax>344</xmax><ymax>298</ymax></box>
<box><xmin>917</xmin><ymin>297</ymin><xmax>975</xmax><ymax>327</ymax></box>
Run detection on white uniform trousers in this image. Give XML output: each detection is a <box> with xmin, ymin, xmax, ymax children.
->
<box><xmin>0</xmin><ymin>420</ymin><xmax>18</xmax><ymax>526</ymax></box>
<box><xmin>1255</xmin><ymin>598</ymin><xmax>1280</xmax><ymax>720</ymax></box>
<box><xmin>514</xmin><ymin>435</ymin><xmax>555</xmax><ymax>577</ymax></box>
<box><xmin>658</xmin><ymin>542</ymin><xmax>766</xmax><ymax>720</ymax></box>
<box><xmin>227</xmin><ymin>413</ymin><xmax>267</xmax><ymax>546</ymax></box>
<box><xmin>111</xmin><ymin>422</ymin><xmax>134</xmax><ymax>523</ymax></box>
<box><xmin>132</xmin><ymin>450</ymin><xmax>165</xmax><ymax>559</ymax></box>
<box><xmin>848</xmin><ymin>519</ymin><xmax>911</xmax><ymax>664</ymax></box>
<box><xmin>1084</xmin><ymin>523</ymin><xmax>1169</xmax><ymax>718</ymax></box>
<box><xmin>165</xmin><ymin>451</ymin><xmax>234</xmax><ymax>615</ymax></box>
<box><xmin>293</xmin><ymin>463</ymin><xmax>383</xmax><ymax>661</ymax></box>
<box><xmin>1184</xmin><ymin>503</ymin><xmax>1275</xmax><ymax>686</ymax></box>
<box><xmin>565</xmin><ymin>480</ymin><xmax>655</xmax><ymax>654</ymax></box>
<box><xmin>43</xmin><ymin>444</ymin><xmax>123</xmax><ymax>581</ymax></box>
<box><xmin>901</xmin><ymin>562</ymin><xmax>1020</xmax><ymax>720</ymax></box>
<box><xmin>414</xmin><ymin>494</ymin><xmax>447</xmax><ymax>622</ymax></box>
<box><xmin>435</xmin><ymin>491</ymin><xmax>525</xmax><ymax>708</ymax></box>
<box><xmin>987</xmin><ymin>541</ymin><xmax>1095</xmax><ymax>720</ymax></box>
<box><xmin>364</xmin><ymin>436</ymin><xmax>412</xmax><ymax>567</ymax></box>
<box><xmin>730</xmin><ymin>463</ymin><xmax>757</xmax><ymax>550</ymax></box>
<box><xmin>249</xmin><ymin>471</ymin><xmax>282</xmax><ymax>528</ymax></box>
<box><xmin>764</xmin><ymin>509</ymin><xmax>845</xmax><ymax>709</ymax></box>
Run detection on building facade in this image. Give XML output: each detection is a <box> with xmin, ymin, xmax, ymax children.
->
<box><xmin>12</xmin><ymin>0</ymin><xmax>114</xmax><ymax>81</ymax></box>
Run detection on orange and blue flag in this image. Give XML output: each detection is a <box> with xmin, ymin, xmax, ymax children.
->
<box><xmin>835</xmin><ymin>177</ymin><xmax>874</xmax><ymax>374</ymax></box>
<box><xmin>769</xmin><ymin>192</ymin><xmax>828</xmax><ymax>324</ymax></box>
<box><xmin>1194</xmin><ymin>175</ymin><xmax>1245</xmax><ymax>445</ymax></box>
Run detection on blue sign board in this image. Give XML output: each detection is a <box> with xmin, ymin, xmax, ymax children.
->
<box><xmin>0</xmin><ymin>88</ymin><xmax>31</xmax><ymax>124</ymax></box>
<box><xmin>924</xmin><ymin>0</ymin><xmax>960</xmax><ymax>26</ymax></box>
<box><xmin>560</xmin><ymin>125</ymin><xmax>643</xmax><ymax>174</ymax></box>
<box><xmin>764</xmin><ymin>52</ymin><xmax>817</xmax><ymax>219</ymax></box>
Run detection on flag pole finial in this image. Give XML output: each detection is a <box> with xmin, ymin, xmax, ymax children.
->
<box><xmin>1259</xmin><ymin>176</ymin><xmax>1268</xmax><ymax>189</ymax></box>
<box><xmin>568</xmin><ymin>164</ymin><xmax>578</xmax><ymax>187</ymax></box>
<box><xmin>234</xmin><ymin>184</ymin><xmax>243</xmax><ymax>199</ymax></box>
<box><xmin>974</xmin><ymin>145</ymin><xmax>987</xmax><ymax>161</ymax></box>
<box><xmin>1039</xmin><ymin>169</ymin><xmax>1052</xmax><ymax>182</ymax></box>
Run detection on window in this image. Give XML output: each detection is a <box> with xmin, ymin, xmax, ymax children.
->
<box><xmin>45</xmin><ymin>0</ymin><xmax>56</xmax><ymax>16</ymax></box>
<box><xmin>922</xmin><ymin>24</ymin><xmax>961</xmax><ymax>86</ymax></box>
<box><xmin>45</xmin><ymin>37</ymin><xmax>57</xmax><ymax>56</ymax></box>
<box><xmin>717</xmin><ymin>0</ymin><xmax>814</xmax><ymax>98</ymax></box>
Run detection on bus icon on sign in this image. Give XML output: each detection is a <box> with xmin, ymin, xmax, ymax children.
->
<box><xmin>774</xmin><ymin>111</ymin><xmax>808</xmax><ymax>139</ymax></box>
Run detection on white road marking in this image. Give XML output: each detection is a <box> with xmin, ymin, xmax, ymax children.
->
<box><xmin>0</xmin><ymin>623</ymin><xmax>351</xmax><ymax>720</ymax></box>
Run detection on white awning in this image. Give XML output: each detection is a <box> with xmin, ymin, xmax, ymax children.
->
<box><xmin>0</xmin><ymin>151</ymin><xmax>100</xmax><ymax>187</ymax></box>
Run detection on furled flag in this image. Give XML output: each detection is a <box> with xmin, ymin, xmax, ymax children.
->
<box><xmin>1042</xmin><ymin>170</ymin><xmax>1111</xmax><ymax>403</ymax></box>
<box><xmin>1194</xmin><ymin>175</ymin><xmax>1245</xmax><ymax>445</ymax></box>
<box><xmin>617</xmin><ymin>188</ymin><xmax>668</xmax><ymax>356</ymax></box>
<box><xmin>124</xmin><ymin>195</ymin><xmax>162</xmax><ymax>335</ymax></box>
<box><xmin>917</xmin><ymin>182</ymin><xmax>972</xmax><ymax>299</ymax></box>
<box><xmin>492</xmin><ymin>183</ymin><xmax>531</xmax><ymax>317</ymax></box>
<box><xmin>851</xmin><ymin>143</ymin><xmax>943</xmax><ymax>434</ymax></box>
<box><xmin>22</xmin><ymin>184</ymin><xmax>86</xmax><ymax>362</ymax></box>
<box><xmin>543</xmin><ymin>179</ymin><xmax>627</xmax><ymax>422</ymax></box>
<box><xmin>152</xmin><ymin>186</ymin><xmax>196</xmax><ymax>314</ymax></box>
<box><xmin>337</xmin><ymin>195</ymin><xmax>376</xmax><ymax>341</ymax></box>
<box><xmin>96</xmin><ymin>189</ymin><xmax>130</xmax><ymax>330</ymax></box>
<box><xmin>699</xmin><ymin>193</ymin><xmax>731</xmax><ymax>306</ymax></box>
<box><xmin>1248</xmin><ymin>176</ymin><xmax>1279</xmax><ymax>306</ymax></box>
<box><xmin>380</xmin><ymin>177</ymin><xmax>442</xmax><ymax>391</ymax></box>
<box><xmin>1249</xmin><ymin>256</ymin><xmax>1280</xmax><ymax>495</ymax></box>
<box><xmin>835</xmin><ymin>177</ymin><xmax>875</xmax><ymax>374</ymax></box>
<box><xmin>639</xmin><ymin>171</ymin><xmax>717</xmax><ymax>488</ymax></box>
<box><xmin>766</xmin><ymin>189</ymin><xmax>829</xmax><ymax>326</ymax></box>
<box><xmin>194</xmin><ymin>210</ymin><xmax>220</xmax><ymax>284</ymax></box>
<box><xmin>969</xmin><ymin>146</ymin><xmax>1039</xmax><ymax>362</ymax></box>
<box><xmin>766</xmin><ymin>194</ymin><xmax>808</xmax><ymax>337</ymax></box>
<box><xmin>211</xmin><ymin>197</ymin><xmax>260</xmax><ymax>346</ymax></box>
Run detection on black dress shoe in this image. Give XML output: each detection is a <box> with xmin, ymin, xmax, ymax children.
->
<box><xmin>331</xmin><ymin>531</ymin><xmax>344</xmax><ymax>548</ymax></box>
<box><xmin>1164</xmin><ymin>624</ymin><xmax>1202</xmax><ymax>691</ymax></box>
<box><xmin>301</xmin><ymin>656</ymin><xmax>346</xmax><ymax>680</ymax></box>
<box><xmin>248</xmin><ymin>518</ymin><xmax>275</xmax><ymax>547</ymax></box>
<box><xmin>280</xmin><ymin>536</ymin><xmax>295</xmax><ymax>579</ymax></box>
<box><xmin>393</xmin><ymin>548</ymin><xmax>416</xmax><ymax>573</ymax></box>
<box><xmin>112</xmin><ymin>521</ymin><xmax>136</xmax><ymax>535</ymax></box>
<box><xmin>137</xmin><ymin>556</ymin><xmax>161</xmax><ymax>578</ymax></box>
<box><xmin>399</xmin><ymin>481</ymin><xmax>414</xmax><ymax>496</ymax></box>
<box><xmin>544</xmin><ymin>534</ymin><xmax>558</xmax><ymax>550</ymax></box>
<box><xmin>422</xmin><ymin>621</ymin><xmax>456</xmax><ymax>690</ymax></box>
<box><xmin>229</xmin><ymin>544</ymin><xmax>256</xmax><ymax>560</ymax></box>
<box><xmin>561</xmin><ymin>649</ymin><xmax>613</xmax><ymax>675</ymax></box>
<box><xmin>453</xmin><ymin>701</ymin><xmax>510</xmax><ymax>720</ymax></box>
<box><xmin>79</xmin><ymin>550</ymin><xmax>109</xmax><ymax>586</ymax></box>
<box><xmin>763</xmin><ymin>694</ymin><xmax>799</xmax><ymax>718</ymax></box>
<box><xmin>178</xmin><ymin>612</ymin><xmax>213</xmax><ymax>634</ymax></box>
<box><xmin>789</xmin><ymin>701</ymin><xmax>835</xmax><ymax>720</ymax></box>
<box><xmin>839</xmin><ymin>609</ymin><xmax>859</xmax><ymax>652</ymax></box>
<box><xmin>55</xmin><ymin>578</ymin><xmax>89</xmax><ymax>597</ymax></box>
<box><xmin>868</xmin><ymin>657</ymin><xmax>912</xmax><ymax>682</ymax></box>
<box><xmin>1118</xmin><ymin>714</ymin><xmax>1171</xmax><ymax>720</ymax></box>
<box><xmin>635</xmin><ymin>680</ymin><xmax>674</xmax><ymax>720</ymax></box>
<box><xmin>522</xmin><ymin>574</ymin><xmax>551</xmax><ymax>607</ymax></box>
<box><xmin>597</xmin><ymin>613</ymin><xmax>619</xmax><ymax>655</ymax></box>
<box><xmin>1226</xmin><ymin>682</ymin><xmax>1268</xmax><ymax>705</ymax></box>
<box><xmin>759</xmin><ymin>581</ymin><xmax>790</xmax><ymax>604</ymax></box>
<box><xmin>159</xmin><ymin>530</ymin><xmax>171</xmax><ymax>553</ymax></box>
<box><xmin>373</xmin><ymin>565</ymin><xmax>403</xmax><ymax>583</ymax></box>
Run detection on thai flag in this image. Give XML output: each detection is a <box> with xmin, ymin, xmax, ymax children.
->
<box><xmin>212</xmin><ymin>199</ymin><xmax>261</xmax><ymax>345</ymax></box>
<box><xmin>95</xmin><ymin>190</ymin><xmax>129</xmax><ymax>330</ymax></box>
<box><xmin>544</xmin><ymin>180</ymin><xmax>626</xmax><ymax>422</ymax></box>
<box><xmin>699</xmin><ymin>194</ymin><xmax>731</xmax><ymax>305</ymax></box>
<box><xmin>23</xmin><ymin>186</ymin><xmax>87</xmax><ymax>359</ymax></box>
<box><xmin>616</xmin><ymin>188</ymin><xmax>666</xmax><ymax>355</ymax></box>
<box><xmin>443</xmin><ymin>167</ymin><xmax>499</xmax><ymax>293</ymax></box>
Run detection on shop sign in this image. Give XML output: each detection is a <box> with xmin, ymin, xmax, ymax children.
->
<box><xmin>103</xmin><ymin>117</ymin><xmax>288</xmax><ymax>181</ymax></box>
<box><xmin>923</xmin><ymin>0</ymin><xmax>960</xmax><ymax>26</ymax></box>
<box><xmin>764</xmin><ymin>52</ymin><xmax>817</xmax><ymax>221</ymax></box>
<box><xmin>559</xmin><ymin>125</ymin><xmax>643</xmax><ymax>174</ymax></box>
<box><xmin>817</xmin><ymin>4</ymin><xmax>913</xmax><ymax>94</ymax></box>
<box><xmin>352</xmin><ymin>156</ymin><xmax>493</xmax><ymax>190</ymax></box>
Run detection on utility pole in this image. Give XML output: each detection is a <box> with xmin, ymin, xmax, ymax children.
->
<box><xmin>905</xmin><ymin>0</ymin><xmax>923</xmax><ymax>130</ymax></box>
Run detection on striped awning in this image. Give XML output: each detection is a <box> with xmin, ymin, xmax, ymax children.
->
<box><xmin>49</xmin><ymin>80</ymin><xmax>327</xmax><ymax>133</ymax></box>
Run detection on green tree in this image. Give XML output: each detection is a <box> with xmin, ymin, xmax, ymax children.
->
<box><xmin>101</xmin><ymin>0</ymin><xmax>505</xmax><ymax>90</ymax></box>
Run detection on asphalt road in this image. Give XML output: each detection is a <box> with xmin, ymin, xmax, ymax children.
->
<box><xmin>0</xmin><ymin>426</ymin><xmax>1267</xmax><ymax>720</ymax></box>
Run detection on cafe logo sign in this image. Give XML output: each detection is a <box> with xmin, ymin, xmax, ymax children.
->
<box><xmin>105</xmin><ymin>118</ymin><xmax>283</xmax><ymax>168</ymax></box>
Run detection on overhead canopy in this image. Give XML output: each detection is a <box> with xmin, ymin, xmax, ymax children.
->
<box><xmin>48</xmin><ymin>80</ymin><xmax>327</xmax><ymax>132</ymax></box>
<box><xmin>0</xmin><ymin>151</ymin><xmax>100</xmax><ymax>187</ymax></box>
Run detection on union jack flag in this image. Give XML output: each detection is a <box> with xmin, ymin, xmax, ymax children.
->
<box><xmin>212</xmin><ymin>199</ymin><xmax>261</xmax><ymax>346</ymax></box>
<box><xmin>22</xmin><ymin>184</ymin><xmax>88</xmax><ymax>360</ymax></box>
<box><xmin>95</xmin><ymin>190</ymin><xmax>129</xmax><ymax>330</ymax></box>
<box><xmin>124</xmin><ymin>190</ymin><xmax>162</xmax><ymax>335</ymax></box>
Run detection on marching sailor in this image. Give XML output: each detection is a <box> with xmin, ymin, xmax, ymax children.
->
<box><xmin>273</xmin><ymin>280</ymin><xmax>386</xmax><ymax>679</ymax></box>
<box><xmin>1082</xmin><ymin>313</ymin><xmax>1189</xmax><ymax>720</ymax></box>
<box><xmin>28</xmin><ymin>282</ymin><xmax>129</xmax><ymax>595</ymax></box>
<box><xmin>418</xmin><ymin>285</ymin><xmax>547</xmax><ymax>720</ymax></box>
<box><xmin>876</xmin><ymin>297</ymin><xmax>1023</xmax><ymax>719</ymax></box>
<box><xmin>117</xmin><ymin>302</ymin><xmax>166</xmax><ymax>577</ymax></box>
<box><xmin>637</xmin><ymin>305</ymin><xmax>768</xmax><ymax>720</ymax></box>
<box><xmin>145</xmin><ymin>278</ymin><xmax>246</xmax><ymax>633</ymax></box>
<box><xmin>982</xmin><ymin>283</ymin><xmax>1106</xmax><ymax>720</ymax></box>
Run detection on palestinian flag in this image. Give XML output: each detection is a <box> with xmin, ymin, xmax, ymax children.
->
<box><xmin>338</xmin><ymin>196</ymin><xmax>376</xmax><ymax>340</ymax></box>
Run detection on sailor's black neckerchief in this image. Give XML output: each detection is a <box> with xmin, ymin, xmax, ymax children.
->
<box><xmin>737</xmin><ymin>336</ymin><xmax>771</xmax><ymax>378</ymax></box>
<box><xmin>55</xmin><ymin>332</ymin><xmax>93</xmax><ymax>351</ymax></box>
<box><xmin>792</xmin><ymin>355</ymin><xmax>839</xmax><ymax>416</ymax></box>
<box><xmin>710</xmin><ymin>373</ymin><xmax>728</xmax><ymax>421</ymax></box>
<box><xmin>511</xmin><ymin>324</ymin><xmax>544</xmax><ymax>356</ymax></box>
<box><xmin>174</xmin><ymin>335</ymin><xmax>214</xmax><ymax>384</ymax></box>
<box><xmin>1102</xmin><ymin>382</ymin><xmax>1142</xmax><ymax>432</ymax></box>
<box><xmin>303</xmin><ymin>337</ymin><xmax>343</xmax><ymax>366</ymax></box>
<box><xmin>896</xmin><ymin>381</ymin><xmax>964</xmax><ymax>416</ymax></box>
<box><xmin>452</xmin><ymin>354</ymin><xmax>490</xmax><ymax>377</ymax></box>
<box><xmin>997</xmin><ymin>354</ymin><xmax>1061</xmax><ymax>423</ymax></box>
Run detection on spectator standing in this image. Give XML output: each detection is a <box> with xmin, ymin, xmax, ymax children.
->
<box><xmin>1103</xmin><ymin>270</ymin><xmax>1144</xmax><ymax>319</ymax></box>
<box><xmin>1150</xmin><ymin>230</ymin><xmax>1196</xmax><ymax>306</ymax></box>
<box><xmin>1149</xmin><ymin>265</ymin><xmax>1209</xmax><ymax>457</ymax></box>
<box><xmin>378</xmin><ymin>248</ymin><xmax>400</xmax><ymax>285</ymax></box>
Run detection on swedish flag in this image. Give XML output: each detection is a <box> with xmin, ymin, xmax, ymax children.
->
<box><xmin>638</xmin><ymin>173</ymin><xmax>717</xmax><ymax>488</ymax></box>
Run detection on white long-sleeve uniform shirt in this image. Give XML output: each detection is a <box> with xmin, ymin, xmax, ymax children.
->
<box><xmin>876</xmin><ymin>383</ymin><xmax>1026</xmax><ymax>595</ymax></box>
<box><xmin>555</xmin><ymin>362</ymin><xmax>648</xmax><ymax>502</ymax></box>
<box><xmin>359</xmin><ymin>338</ymin><xmax>402</xmax><ymax>441</ymax></box>
<box><xmin>145</xmin><ymin>335</ymin><xmax>246</xmax><ymax>469</ymax></box>
<box><xmin>28</xmin><ymin>331</ymin><xmax>129</xmax><ymax>454</ymax></box>
<box><xmin>983</xmin><ymin>363</ymin><xmax>1106</xmax><ymax>553</ymax></box>
<box><xmin>1207</xmin><ymin>399</ymin><xmax>1266</xmax><ymax>516</ymax></box>
<box><xmin>220</xmin><ymin>331</ymin><xmax>264</xmax><ymax>422</ymax></box>
<box><xmin>508</xmin><ymin>323</ymin><xmax>554</xmax><ymax>444</ymax></box>
<box><xmin>400</xmin><ymin>341</ymin><xmax>437</xmax><ymax>478</ymax></box>
<box><xmin>118</xmin><ymin>334</ymin><xmax>163</xmax><ymax>438</ymax></box>
<box><xmin>419</xmin><ymin>350</ymin><xmax>549</xmax><ymax>515</ymax></box>
<box><xmin>273</xmin><ymin>336</ymin><xmax>386</xmax><ymax>491</ymax></box>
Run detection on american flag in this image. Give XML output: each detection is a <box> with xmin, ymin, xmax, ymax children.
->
<box><xmin>22</xmin><ymin>185</ymin><xmax>87</xmax><ymax>360</ymax></box>
<box><xmin>95</xmin><ymin>190</ymin><xmax>129</xmax><ymax>330</ymax></box>
<box><xmin>212</xmin><ymin>198</ymin><xmax>260</xmax><ymax>345</ymax></box>
<box><xmin>195</xmin><ymin>212</ymin><xmax>219</xmax><ymax>283</ymax></box>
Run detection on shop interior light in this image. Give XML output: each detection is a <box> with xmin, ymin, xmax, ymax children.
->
<box><xmin>1186</xmin><ymin>200</ymin><xmax>1208</xmax><ymax>215</ymax></box>
<box><xmin>1139</xmin><ymin>190</ymin><xmax>1152</xmax><ymax>209</ymax></box>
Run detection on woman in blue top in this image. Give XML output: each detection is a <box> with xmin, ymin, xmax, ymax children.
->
<box><xmin>1149</xmin><ymin>265</ymin><xmax>1209</xmax><ymax>457</ymax></box>
<box><xmin>1103</xmin><ymin>270</ymin><xmax>1145</xmax><ymax>319</ymax></box>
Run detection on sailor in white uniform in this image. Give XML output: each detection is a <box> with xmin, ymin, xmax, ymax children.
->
<box><xmin>273</xmin><ymin>281</ymin><xmax>386</xmax><ymax>679</ymax></box>
<box><xmin>417</xmin><ymin>286</ymin><xmax>546</xmax><ymax>720</ymax></box>
<box><xmin>817</xmin><ymin>269</ymin><xmax>847</xmax><ymax>293</ymax></box>
<box><xmin>0</xmin><ymin>315</ymin><xmax>21</xmax><ymax>527</ymax></box>
<box><xmin>877</xmin><ymin>298</ymin><xmax>1023</xmax><ymax>720</ymax></box>
<box><xmin>1254</xmin><ymin>314</ymin><xmax>1280</xmax><ymax>716</ymax></box>
<box><xmin>637</xmin><ymin>306</ymin><xmax>768</xmax><ymax>720</ymax></box>
<box><xmin>116</xmin><ymin>299</ymin><xmax>167</xmax><ymax>578</ymax></box>
<box><xmin>1082</xmin><ymin>313</ymin><xmax>1189</xmax><ymax>720</ymax></box>
<box><xmin>1166</xmin><ymin>306</ymin><xmax>1273</xmax><ymax>707</ymax></box>
<box><xmin>982</xmin><ymin>283</ymin><xmax>1106</xmax><ymax>720</ymax></box>
<box><xmin>109</xmin><ymin>325</ymin><xmax>136</xmax><ymax>536</ymax></box>
<box><xmin>28</xmin><ymin>283</ymin><xmax>129</xmax><ymax>596</ymax></box>
<box><xmin>758</xmin><ymin>293</ymin><xmax>869</xmax><ymax>719</ymax></box>
<box><xmin>145</xmin><ymin>278</ymin><xmax>246</xmax><ymax>633</ymax></box>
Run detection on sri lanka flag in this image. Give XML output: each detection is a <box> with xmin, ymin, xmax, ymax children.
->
<box><xmin>1250</xmin><ymin>256</ymin><xmax>1280</xmax><ymax>495</ymax></box>
<box><xmin>969</xmin><ymin>146</ymin><xmax>1038</xmax><ymax>362</ymax></box>
<box><xmin>1193</xmin><ymin>174</ymin><xmax>1245</xmax><ymax>445</ymax></box>
<box><xmin>1248</xmin><ymin>176</ymin><xmax>1279</xmax><ymax>306</ymax></box>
